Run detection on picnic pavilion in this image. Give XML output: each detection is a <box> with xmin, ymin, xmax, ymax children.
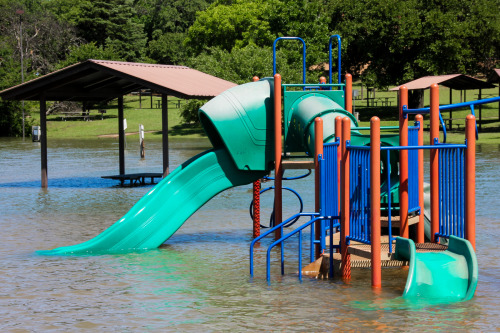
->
<box><xmin>0</xmin><ymin>60</ymin><xmax>237</xmax><ymax>188</ymax></box>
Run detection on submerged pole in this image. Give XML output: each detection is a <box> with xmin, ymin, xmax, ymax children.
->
<box><xmin>430</xmin><ymin>84</ymin><xmax>440</xmax><ymax>242</ymax></box>
<box><xmin>415</xmin><ymin>114</ymin><xmax>425</xmax><ymax>243</ymax></box>
<box><xmin>398</xmin><ymin>86</ymin><xmax>409</xmax><ymax>239</ymax></box>
<box><xmin>274</xmin><ymin>74</ymin><xmax>283</xmax><ymax>240</ymax></box>
<box><xmin>370</xmin><ymin>116</ymin><xmax>381</xmax><ymax>288</ymax></box>
<box><xmin>465</xmin><ymin>115</ymin><xmax>476</xmax><ymax>250</ymax></box>
<box><xmin>252</xmin><ymin>76</ymin><xmax>261</xmax><ymax>239</ymax></box>
<box><xmin>341</xmin><ymin>117</ymin><xmax>351</xmax><ymax>280</ymax></box>
<box><xmin>314</xmin><ymin>117</ymin><xmax>323</xmax><ymax>259</ymax></box>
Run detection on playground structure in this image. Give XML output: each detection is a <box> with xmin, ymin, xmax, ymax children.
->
<box><xmin>39</xmin><ymin>35</ymin><xmax>500</xmax><ymax>302</ymax></box>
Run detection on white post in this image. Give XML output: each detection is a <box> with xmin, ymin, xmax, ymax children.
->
<box><xmin>139</xmin><ymin>124</ymin><xmax>145</xmax><ymax>158</ymax></box>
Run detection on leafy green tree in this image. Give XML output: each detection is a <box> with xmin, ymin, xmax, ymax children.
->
<box><xmin>56</xmin><ymin>42</ymin><xmax>124</xmax><ymax>68</ymax></box>
<box><xmin>185</xmin><ymin>0</ymin><xmax>332</xmax><ymax>82</ymax></box>
<box><xmin>0</xmin><ymin>0</ymin><xmax>78</xmax><ymax>136</ymax></box>
<box><xmin>72</xmin><ymin>0</ymin><xmax>147</xmax><ymax>61</ymax></box>
<box><xmin>327</xmin><ymin>0</ymin><xmax>500</xmax><ymax>87</ymax></box>
<box><xmin>134</xmin><ymin>0</ymin><xmax>212</xmax><ymax>64</ymax></box>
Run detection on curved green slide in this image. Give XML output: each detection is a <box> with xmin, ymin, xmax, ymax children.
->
<box><xmin>394</xmin><ymin>235</ymin><xmax>478</xmax><ymax>301</ymax></box>
<box><xmin>40</xmin><ymin>149</ymin><xmax>267</xmax><ymax>254</ymax></box>
<box><xmin>39</xmin><ymin>78</ymin><xmax>368</xmax><ymax>255</ymax></box>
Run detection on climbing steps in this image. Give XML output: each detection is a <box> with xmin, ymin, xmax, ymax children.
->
<box><xmin>304</xmin><ymin>233</ymin><xmax>448</xmax><ymax>278</ymax></box>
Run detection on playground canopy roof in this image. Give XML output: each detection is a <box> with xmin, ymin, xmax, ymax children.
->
<box><xmin>0</xmin><ymin>59</ymin><xmax>237</xmax><ymax>102</ymax></box>
<box><xmin>390</xmin><ymin>74</ymin><xmax>494</xmax><ymax>91</ymax></box>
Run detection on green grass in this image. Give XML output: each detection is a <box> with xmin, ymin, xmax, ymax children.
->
<box><xmin>29</xmin><ymin>84</ymin><xmax>500</xmax><ymax>144</ymax></box>
<box><xmin>30</xmin><ymin>95</ymin><xmax>206</xmax><ymax>140</ymax></box>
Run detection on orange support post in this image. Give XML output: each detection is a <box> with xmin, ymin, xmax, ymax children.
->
<box><xmin>398</xmin><ymin>86</ymin><xmax>409</xmax><ymax>239</ymax></box>
<box><xmin>335</xmin><ymin>116</ymin><xmax>342</xmax><ymax>215</ymax></box>
<box><xmin>319</xmin><ymin>76</ymin><xmax>326</xmax><ymax>84</ymax></box>
<box><xmin>252</xmin><ymin>75</ymin><xmax>261</xmax><ymax>238</ymax></box>
<box><xmin>430</xmin><ymin>83</ymin><xmax>440</xmax><ymax>243</ymax></box>
<box><xmin>465</xmin><ymin>115</ymin><xmax>476</xmax><ymax>250</ymax></box>
<box><xmin>274</xmin><ymin>74</ymin><xmax>283</xmax><ymax>240</ymax></box>
<box><xmin>370</xmin><ymin>117</ymin><xmax>382</xmax><ymax>288</ymax></box>
<box><xmin>345</xmin><ymin>74</ymin><xmax>352</xmax><ymax>113</ymax></box>
<box><xmin>341</xmin><ymin>117</ymin><xmax>351</xmax><ymax>280</ymax></box>
<box><xmin>314</xmin><ymin>117</ymin><xmax>324</xmax><ymax>259</ymax></box>
<box><xmin>415</xmin><ymin>114</ymin><xmax>425</xmax><ymax>244</ymax></box>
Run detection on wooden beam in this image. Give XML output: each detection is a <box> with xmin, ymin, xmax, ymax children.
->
<box><xmin>40</xmin><ymin>95</ymin><xmax>48</xmax><ymax>188</ymax></box>
<box><xmin>162</xmin><ymin>93</ymin><xmax>169</xmax><ymax>177</ymax></box>
<box><xmin>118</xmin><ymin>96</ymin><xmax>125</xmax><ymax>175</ymax></box>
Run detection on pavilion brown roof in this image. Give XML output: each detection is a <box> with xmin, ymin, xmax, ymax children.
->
<box><xmin>0</xmin><ymin>59</ymin><xmax>237</xmax><ymax>102</ymax></box>
<box><xmin>390</xmin><ymin>74</ymin><xmax>494</xmax><ymax>91</ymax></box>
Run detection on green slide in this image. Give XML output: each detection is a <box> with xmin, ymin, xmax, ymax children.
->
<box><xmin>40</xmin><ymin>149</ymin><xmax>266</xmax><ymax>255</ymax></box>
<box><xmin>40</xmin><ymin>77</ymin><xmax>386</xmax><ymax>255</ymax></box>
<box><xmin>394</xmin><ymin>235</ymin><xmax>478</xmax><ymax>301</ymax></box>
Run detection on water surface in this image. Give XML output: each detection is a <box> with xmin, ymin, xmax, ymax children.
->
<box><xmin>0</xmin><ymin>137</ymin><xmax>499</xmax><ymax>331</ymax></box>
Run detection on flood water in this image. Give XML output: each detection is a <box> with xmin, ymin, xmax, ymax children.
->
<box><xmin>0</xmin><ymin>136</ymin><xmax>499</xmax><ymax>331</ymax></box>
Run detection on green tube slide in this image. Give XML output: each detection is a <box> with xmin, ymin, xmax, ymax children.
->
<box><xmin>40</xmin><ymin>78</ymin><xmax>379</xmax><ymax>255</ymax></box>
<box><xmin>394</xmin><ymin>235</ymin><xmax>478</xmax><ymax>301</ymax></box>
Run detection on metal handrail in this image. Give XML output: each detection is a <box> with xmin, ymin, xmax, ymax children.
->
<box><xmin>273</xmin><ymin>37</ymin><xmax>307</xmax><ymax>85</ymax></box>
<box><xmin>265</xmin><ymin>215</ymin><xmax>340</xmax><ymax>281</ymax></box>
<box><xmin>249</xmin><ymin>212</ymin><xmax>320</xmax><ymax>277</ymax></box>
<box><xmin>328</xmin><ymin>35</ymin><xmax>341</xmax><ymax>85</ymax></box>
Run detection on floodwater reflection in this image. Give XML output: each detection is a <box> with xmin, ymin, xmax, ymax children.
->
<box><xmin>0</xmin><ymin>137</ymin><xmax>498</xmax><ymax>331</ymax></box>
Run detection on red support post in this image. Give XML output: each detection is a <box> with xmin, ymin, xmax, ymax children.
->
<box><xmin>430</xmin><ymin>83</ymin><xmax>440</xmax><ymax>243</ymax></box>
<box><xmin>465</xmin><ymin>115</ymin><xmax>476</xmax><ymax>250</ymax></box>
<box><xmin>341</xmin><ymin>117</ymin><xmax>351</xmax><ymax>280</ymax></box>
<box><xmin>345</xmin><ymin>74</ymin><xmax>352</xmax><ymax>114</ymax></box>
<box><xmin>253</xmin><ymin>180</ymin><xmax>261</xmax><ymax>238</ymax></box>
<box><xmin>274</xmin><ymin>74</ymin><xmax>283</xmax><ymax>240</ymax></box>
<box><xmin>399</xmin><ymin>86</ymin><xmax>409</xmax><ymax>239</ymax></box>
<box><xmin>370</xmin><ymin>117</ymin><xmax>381</xmax><ymax>288</ymax></box>
<box><xmin>314</xmin><ymin>117</ymin><xmax>324</xmax><ymax>259</ymax></box>
<box><xmin>252</xmin><ymin>75</ymin><xmax>261</xmax><ymax>238</ymax></box>
<box><xmin>415</xmin><ymin>114</ymin><xmax>425</xmax><ymax>244</ymax></box>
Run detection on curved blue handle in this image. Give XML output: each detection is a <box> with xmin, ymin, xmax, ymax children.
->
<box><xmin>328</xmin><ymin>35</ymin><xmax>341</xmax><ymax>85</ymax></box>
<box><xmin>273</xmin><ymin>37</ymin><xmax>306</xmax><ymax>85</ymax></box>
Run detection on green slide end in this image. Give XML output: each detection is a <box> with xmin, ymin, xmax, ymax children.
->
<box><xmin>39</xmin><ymin>149</ymin><xmax>267</xmax><ymax>255</ymax></box>
<box><xmin>394</xmin><ymin>236</ymin><xmax>478</xmax><ymax>301</ymax></box>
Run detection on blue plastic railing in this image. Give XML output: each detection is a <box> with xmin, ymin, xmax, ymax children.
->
<box><xmin>403</xmin><ymin>96</ymin><xmax>500</xmax><ymax>143</ymax></box>
<box><xmin>347</xmin><ymin>144</ymin><xmax>371</xmax><ymax>244</ymax></box>
<box><xmin>348</xmin><ymin>133</ymin><xmax>466</xmax><ymax>249</ymax></box>
<box><xmin>328</xmin><ymin>35</ymin><xmax>341</xmax><ymax>85</ymax></box>
<box><xmin>436</xmin><ymin>145</ymin><xmax>466</xmax><ymax>240</ymax></box>
<box><xmin>407</xmin><ymin>124</ymin><xmax>420</xmax><ymax>213</ymax></box>
<box><xmin>273</xmin><ymin>37</ymin><xmax>306</xmax><ymax>85</ymax></box>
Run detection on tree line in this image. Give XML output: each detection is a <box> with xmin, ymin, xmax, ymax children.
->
<box><xmin>1</xmin><ymin>0</ymin><xmax>499</xmax><ymax>136</ymax></box>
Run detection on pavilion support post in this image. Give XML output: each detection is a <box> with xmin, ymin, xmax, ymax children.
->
<box><xmin>118</xmin><ymin>96</ymin><xmax>125</xmax><ymax>175</ymax></box>
<box><xmin>40</xmin><ymin>95</ymin><xmax>48</xmax><ymax>188</ymax></box>
<box><xmin>479</xmin><ymin>89</ymin><xmax>482</xmax><ymax>131</ymax></box>
<box><xmin>162</xmin><ymin>93</ymin><xmax>169</xmax><ymax>177</ymax></box>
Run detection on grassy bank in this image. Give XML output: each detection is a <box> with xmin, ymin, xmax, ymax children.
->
<box><xmin>29</xmin><ymin>84</ymin><xmax>500</xmax><ymax>144</ymax></box>
<box><xmin>31</xmin><ymin>95</ymin><xmax>206</xmax><ymax>140</ymax></box>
